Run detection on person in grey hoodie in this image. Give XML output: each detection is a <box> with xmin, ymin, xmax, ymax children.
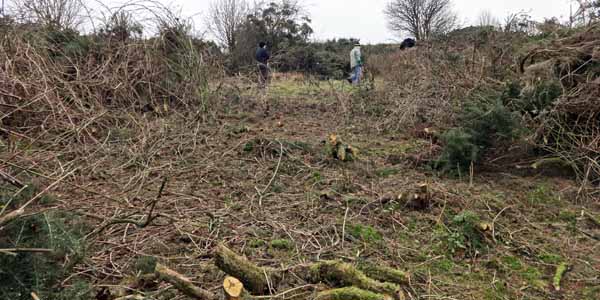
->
<box><xmin>349</xmin><ymin>42</ymin><xmax>363</xmax><ymax>85</ymax></box>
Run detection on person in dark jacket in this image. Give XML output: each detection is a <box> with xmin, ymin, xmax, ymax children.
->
<box><xmin>256</xmin><ymin>42</ymin><xmax>271</xmax><ymax>88</ymax></box>
<box><xmin>400</xmin><ymin>38</ymin><xmax>416</xmax><ymax>50</ymax></box>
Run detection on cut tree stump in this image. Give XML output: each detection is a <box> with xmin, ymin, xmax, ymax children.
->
<box><xmin>155</xmin><ymin>263</ymin><xmax>216</xmax><ymax>300</ymax></box>
<box><xmin>224</xmin><ymin>276</ymin><xmax>245</xmax><ymax>300</ymax></box>
<box><xmin>397</xmin><ymin>183</ymin><xmax>432</xmax><ymax>210</ymax></box>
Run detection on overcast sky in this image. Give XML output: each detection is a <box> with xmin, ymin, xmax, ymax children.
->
<box><xmin>108</xmin><ymin>0</ymin><xmax>574</xmax><ymax>44</ymax></box>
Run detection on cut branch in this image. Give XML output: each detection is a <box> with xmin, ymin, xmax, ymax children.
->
<box><xmin>93</xmin><ymin>178</ymin><xmax>168</xmax><ymax>235</ymax></box>
<box><xmin>155</xmin><ymin>263</ymin><xmax>216</xmax><ymax>300</ymax></box>
<box><xmin>0</xmin><ymin>169</ymin><xmax>24</xmax><ymax>188</ymax></box>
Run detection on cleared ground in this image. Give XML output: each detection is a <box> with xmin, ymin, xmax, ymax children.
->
<box><xmin>5</xmin><ymin>78</ymin><xmax>599</xmax><ymax>299</ymax></box>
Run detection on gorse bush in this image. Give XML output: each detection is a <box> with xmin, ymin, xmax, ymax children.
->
<box><xmin>438</xmin><ymin>128</ymin><xmax>479</xmax><ymax>171</ymax></box>
<box><xmin>437</xmin><ymin>97</ymin><xmax>519</xmax><ymax>172</ymax></box>
<box><xmin>503</xmin><ymin>80</ymin><xmax>562</xmax><ymax>115</ymax></box>
<box><xmin>460</xmin><ymin>98</ymin><xmax>519</xmax><ymax>148</ymax></box>
<box><xmin>0</xmin><ymin>184</ymin><xmax>87</xmax><ymax>300</ymax></box>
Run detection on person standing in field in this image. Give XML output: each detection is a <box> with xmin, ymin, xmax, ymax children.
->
<box><xmin>256</xmin><ymin>41</ymin><xmax>271</xmax><ymax>88</ymax></box>
<box><xmin>349</xmin><ymin>41</ymin><xmax>363</xmax><ymax>85</ymax></box>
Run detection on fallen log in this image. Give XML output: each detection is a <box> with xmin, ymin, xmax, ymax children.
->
<box><xmin>357</xmin><ymin>263</ymin><xmax>410</xmax><ymax>286</ymax></box>
<box><xmin>315</xmin><ymin>287</ymin><xmax>392</xmax><ymax>300</ymax></box>
<box><xmin>215</xmin><ymin>244</ymin><xmax>281</xmax><ymax>294</ymax></box>
<box><xmin>215</xmin><ymin>245</ymin><xmax>405</xmax><ymax>300</ymax></box>
<box><xmin>155</xmin><ymin>263</ymin><xmax>216</xmax><ymax>300</ymax></box>
<box><xmin>308</xmin><ymin>261</ymin><xmax>403</xmax><ymax>299</ymax></box>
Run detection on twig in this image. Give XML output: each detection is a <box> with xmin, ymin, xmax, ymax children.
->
<box><xmin>0</xmin><ymin>168</ymin><xmax>24</xmax><ymax>188</ymax></box>
<box><xmin>0</xmin><ymin>248</ymin><xmax>54</xmax><ymax>256</ymax></box>
<box><xmin>93</xmin><ymin>178</ymin><xmax>168</xmax><ymax>234</ymax></box>
<box><xmin>584</xmin><ymin>211</ymin><xmax>600</xmax><ymax>227</ymax></box>
<box><xmin>491</xmin><ymin>206</ymin><xmax>512</xmax><ymax>242</ymax></box>
<box><xmin>257</xmin><ymin>140</ymin><xmax>283</xmax><ymax>207</ymax></box>
<box><xmin>341</xmin><ymin>206</ymin><xmax>350</xmax><ymax>249</ymax></box>
<box><xmin>252</xmin><ymin>284</ymin><xmax>315</xmax><ymax>299</ymax></box>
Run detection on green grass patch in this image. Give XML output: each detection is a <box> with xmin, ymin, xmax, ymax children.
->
<box><xmin>348</xmin><ymin>223</ymin><xmax>382</xmax><ymax>243</ymax></box>
<box><xmin>538</xmin><ymin>253</ymin><xmax>563</xmax><ymax>265</ymax></box>
<box><xmin>527</xmin><ymin>184</ymin><xmax>559</xmax><ymax>205</ymax></box>
<box><xmin>248</xmin><ymin>239</ymin><xmax>266</xmax><ymax>248</ymax></box>
<box><xmin>270</xmin><ymin>239</ymin><xmax>293</xmax><ymax>250</ymax></box>
<box><xmin>375</xmin><ymin>167</ymin><xmax>400</xmax><ymax>178</ymax></box>
<box><xmin>502</xmin><ymin>255</ymin><xmax>523</xmax><ymax>271</ymax></box>
<box><xmin>432</xmin><ymin>258</ymin><xmax>455</xmax><ymax>272</ymax></box>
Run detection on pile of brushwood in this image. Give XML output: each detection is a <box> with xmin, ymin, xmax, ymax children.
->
<box><xmin>520</xmin><ymin>22</ymin><xmax>600</xmax><ymax>189</ymax></box>
<box><xmin>0</xmin><ymin>8</ymin><xmax>219</xmax><ymax>143</ymax></box>
<box><xmin>369</xmin><ymin>21</ymin><xmax>600</xmax><ymax>195</ymax></box>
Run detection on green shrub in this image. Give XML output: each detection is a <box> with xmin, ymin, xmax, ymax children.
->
<box><xmin>55</xmin><ymin>281</ymin><xmax>93</xmax><ymax>300</ymax></box>
<box><xmin>501</xmin><ymin>81</ymin><xmax>523</xmax><ymax>101</ymax></box>
<box><xmin>44</xmin><ymin>28</ymin><xmax>91</xmax><ymax>60</ymax></box>
<box><xmin>460</xmin><ymin>99</ymin><xmax>518</xmax><ymax>148</ymax></box>
<box><xmin>437</xmin><ymin>98</ymin><xmax>519</xmax><ymax>172</ymax></box>
<box><xmin>445</xmin><ymin>211</ymin><xmax>486</xmax><ymax>256</ymax></box>
<box><xmin>513</xmin><ymin>80</ymin><xmax>562</xmax><ymax>115</ymax></box>
<box><xmin>437</xmin><ymin>128</ymin><xmax>479</xmax><ymax>171</ymax></box>
<box><xmin>0</xmin><ymin>184</ymin><xmax>87</xmax><ymax>299</ymax></box>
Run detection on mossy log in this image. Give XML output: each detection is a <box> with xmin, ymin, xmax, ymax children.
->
<box><xmin>357</xmin><ymin>263</ymin><xmax>410</xmax><ymax>286</ymax></box>
<box><xmin>315</xmin><ymin>287</ymin><xmax>392</xmax><ymax>300</ymax></box>
<box><xmin>155</xmin><ymin>263</ymin><xmax>216</xmax><ymax>300</ymax></box>
<box><xmin>308</xmin><ymin>261</ymin><xmax>403</xmax><ymax>299</ymax></box>
<box><xmin>215</xmin><ymin>245</ymin><xmax>405</xmax><ymax>299</ymax></box>
<box><xmin>215</xmin><ymin>243</ymin><xmax>281</xmax><ymax>294</ymax></box>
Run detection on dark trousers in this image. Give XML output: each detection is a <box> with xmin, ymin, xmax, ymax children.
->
<box><xmin>258</xmin><ymin>63</ymin><xmax>270</xmax><ymax>88</ymax></box>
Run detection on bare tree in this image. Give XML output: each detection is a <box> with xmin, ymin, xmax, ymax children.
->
<box><xmin>11</xmin><ymin>0</ymin><xmax>84</xmax><ymax>29</ymax></box>
<box><xmin>503</xmin><ymin>11</ymin><xmax>536</xmax><ymax>34</ymax></box>
<box><xmin>384</xmin><ymin>0</ymin><xmax>457</xmax><ymax>40</ymax></box>
<box><xmin>572</xmin><ymin>0</ymin><xmax>600</xmax><ymax>25</ymax></box>
<box><xmin>205</xmin><ymin>0</ymin><xmax>248</xmax><ymax>52</ymax></box>
<box><xmin>477</xmin><ymin>10</ymin><xmax>500</xmax><ymax>27</ymax></box>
